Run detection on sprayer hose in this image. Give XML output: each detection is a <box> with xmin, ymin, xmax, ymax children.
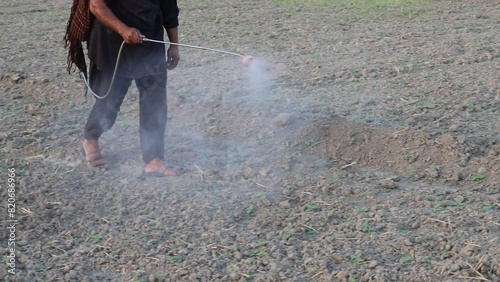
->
<box><xmin>82</xmin><ymin>41</ymin><xmax>126</xmax><ymax>100</ymax></box>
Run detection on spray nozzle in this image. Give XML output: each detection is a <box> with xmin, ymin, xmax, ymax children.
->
<box><xmin>241</xmin><ymin>55</ymin><xmax>254</xmax><ymax>67</ymax></box>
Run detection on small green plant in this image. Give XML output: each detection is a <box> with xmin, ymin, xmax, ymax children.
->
<box><xmin>154</xmin><ymin>274</ymin><xmax>166</xmax><ymax>281</ymax></box>
<box><xmin>465</xmin><ymin>99</ymin><xmax>475</xmax><ymax>110</ymax></box>
<box><xmin>451</xmin><ymin>201</ymin><xmax>465</xmax><ymax>207</ymax></box>
<box><xmin>226</xmin><ymin>245</ymin><xmax>237</xmax><ymax>251</ymax></box>
<box><xmin>110</xmin><ymin>249</ymin><xmax>121</xmax><ymax>257</ymax></box>
<box><xmin>147</xmin><ymin>219</ymin><xmax>160</xmax><ymax>228</ymax></box>
<box><xmin>304</xmin><ymin>139</ymin><xmax>320</xmax><ymax>147</ymax></box>
<box><xmin>348</xmin><ymin>137</ymin><xmax>356</xmax><ymax>145</ymax></box>
<box><xmin>304</xmin><ymin>202</ymin><xmax>319</xmax><ymax>212</ymax></box>
<box><xmin>255</xmin><ymin>192</ymin><xmax>266</xmax><ymax>199</ymax></box>
<box><xmin>360</xmin><ymin>222</ymin><xmax>372</xmax><ymax>233</ymax></box>
<box><xmin>435</xmin><ymin>190</ymin><xmax>446</xmax><ymax>196</ymax></box>
<box><xmin>428</xmin><ymin>96</ymin><xmax>447</xmax><ymax>108</ymax></box>
<box><xmin>484</xmin><ymin>131</ymin><xmax>494</xmax><ymax>137</ymax></box>
<box><xmin>343</xmin><ymin>82</ymin><xmax>360</xmax><ymax>93</ymax></box>
<box><xmin>421</xmin><ymin>256</ymin><xmax>431</xmax><ymax>263</ymax></box>
<box><xmin>90</xmin><ymin>233</ymin><xmax>103</xmax><ymax>244</ymax></box>
<box><xmin>254</xmin><ymin>241</ymin><xmax>268</xmax><ymax>248</ymax></box>
<box><xmin>136</xmin><ymin>270</ymin><xmax>146</xmax><ymax>278</ymax></box>
<box><xmin>66</xmin><ymin>233</ymin><xmax>78</xmax><ymax>243</ymax></box>
<box><xmin>249</xmin><ymin>251</ymin><xmax>268</xmax><ymax>258</ymax></box>
<box><xmin>166</xmin><ymin>256</ymin><xmax>183</xmax><ymax>264</ymax></box>
<box><xmin>351</xmin><ymin>253</ymin><xmax>364</xmax><ymax>263</ymax></box>
<box><xmin>429</xmin><ymin>163</ymin><xmax>439</xmax><ymax>170</ymax></box>
<box><xmin>351</xmin><ymin>70</ymin><xmax>363</xmax><ymax>78</ymax></box>
<box><xmin>35</xmin><ymin>264</ymin><xmax>46</xmax><ymax>273</ymax></box>
<box><xmin>160</xmin><ymin>191</ymin><xmax>169</xmax><ymax>200</ymax></box>
<box><xmin>355</xmin><ymin>207</ymin><xmax>367</xmax><ymax>213</ymax></box>
<box><xmin>436</xmin><ymin>201</ymin><xmax>446</xmax><ymax>209</ymax></box>
<box><xmin>362</xmin><ymin>172</ymin><xmax>372</xmax><ymax>180</ymax></box>
<box><xmin>400</xmin><ymin>256</ymin><xmax>413</xmax><ymax>264</ymax></box>
<box><xmin>227</xmin><ymin>265</ymin><xmax>239</xmax><ymax>273</ymax></box>
<box><xmin>482</xmin><ymin>203</ymin><xmax>496</xmax><ymax>213</ymax></box>
<box><xmin>136</xmin><ymin>209</ymin><xmax>146</xmax><ymax>215</ymax></box>
<box><xmin>330</xmin><ymin>174</ymin><xmax>340</xmax><ymax>182</ymax></box>
<box><xmin>329</xmin><ymin>233</ymin><xmax>337</xmax><ymax>241</ymax></box>
<box><xmin>304</xmin><ymin>227</ymin><xmax>316</xmax><ymax>235</ymax></box>
<box><xmin>349</xmin><ymin>277</ymin><xmax>358</xmax><ymax>282</ymax></box>
<box><xmin>3</xmin><ymin>257</ymin><xmax>10</xmax><ymax>269</ymax></box>
<box><xmin>386</xmin><ymin>108</ymin><xmax>401</xmax><ymax>121</ymax></box>
<box><xmin>246</xmin><ymin>204</ymin><xmax>255</xmax><ymax>215</ymax></box>
<box><xmin>471</xmin><ymin>174</ymin><xmax>486</xmax><ymax>181</ymax></box>
<box><xmin>284</xmin><ymin>230</ymin><xmax>293</xmax><ymax>239</ymax></box>
<box><xmin>366</xmin><ymin>99</ymin><xmax>377</xmax><ymax>106</ymax></box>
<box><xmin>402</xmin><ymin>150</ymin><xmax>412</xmax><ymax>160</ymax></box>
<box><xmin>181</xmin><ymin>241</ymin><xmax>192</xmax><ymax>248</ymax></box>
<box><xmin>41</xmin><ymin>97</ymin><xmax>51</xmax><ymax>106</ymax></box>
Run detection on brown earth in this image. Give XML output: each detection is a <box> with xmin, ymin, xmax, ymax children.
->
<box><xmin>1</xmin><ymin>0</ymin><xmax>499</xmax><ymax>281</ymax></box>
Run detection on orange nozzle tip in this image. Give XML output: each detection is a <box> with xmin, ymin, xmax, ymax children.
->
<box><xmin>241</xmin><ymin>55</ymin><xmax>254</xmax><ymax>67</ymax></box>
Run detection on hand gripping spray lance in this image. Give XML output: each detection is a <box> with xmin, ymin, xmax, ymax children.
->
<box><xmin>83</xmin><ymin>36</ymin><xmax>254</xmax><ymax>99</ymax></box>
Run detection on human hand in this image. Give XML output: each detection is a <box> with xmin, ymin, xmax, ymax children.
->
<box><xmin>167</xmin><ymin>46</ymin><xmax>180</xmax><ymax>70</ymax></box>
<box><xmin>120</xmin><ymin>27</ymin><xmax>143</xmax><ymax>45</ymax></box>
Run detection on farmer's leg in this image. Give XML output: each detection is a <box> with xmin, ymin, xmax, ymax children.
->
<box><xmin>84</xmin><ymin>63</ymin><xmax>132</xmax><ymax>140</ymax></box>
<box><xmin>83</xmin><ymin>63</ymin><xmax>131</xmax><ymax>166</ymax></box>
<box><xmin>135</xmin><ymin>73</ymin><xmax>167</xmax><ymax>163</ymax></box>
<box><xmin>135</xmin><ymin>73</ymin><xmax>179</xmax><ymax>176</ymax></box>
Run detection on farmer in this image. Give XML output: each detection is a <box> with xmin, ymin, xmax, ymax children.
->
<box><xmin>70</xmin><ymin>0</ymin><xmax>181</xmax><ymax>175</ymax></box>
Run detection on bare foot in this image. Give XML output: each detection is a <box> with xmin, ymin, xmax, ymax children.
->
<box><xmin>82</xmin><ymin>139</ymin><xmax>108</xmax><ymax>168</ymax></box>
<box><xmin>144</xmin><ymin>158</ymin><xmax>180</xmax><ymax>176</ymax></box>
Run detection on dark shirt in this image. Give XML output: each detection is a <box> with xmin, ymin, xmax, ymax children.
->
<box><xmin>88</xmin><ymin>0</ymin><xmax>179</xmax><ymax>78</ymax></box>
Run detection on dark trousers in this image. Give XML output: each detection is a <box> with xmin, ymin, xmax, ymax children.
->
<box><xmin>84</xmin><ymin>64</ymin><xmax>167</xmax><ymax>164</ymax></box>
